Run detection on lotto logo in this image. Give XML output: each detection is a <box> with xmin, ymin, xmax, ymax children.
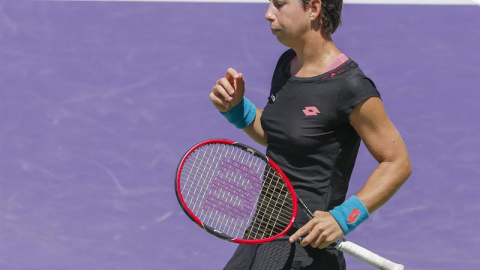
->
<box><xmin>347</xmin><ymin>209</ymin><xmax>360</xmax><ymax>224</ymax></box>
<box><xmin>302</xmin><ymin>106</ymin><xmax>320</xmax><ymax>116</ymax></box>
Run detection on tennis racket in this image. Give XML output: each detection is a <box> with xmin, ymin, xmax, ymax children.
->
<box><xmin>175</xmin><ymin>139</ymin><xmax>404</xmax><ymax>270</ymax></box>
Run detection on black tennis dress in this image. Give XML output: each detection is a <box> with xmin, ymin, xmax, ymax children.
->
<box><xmin>223</xmin><ymin>49</ymin><xmax>381</xmax><ymax>270</ymax></box>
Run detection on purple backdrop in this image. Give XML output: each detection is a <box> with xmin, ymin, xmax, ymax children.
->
<box><xmin>0</xmin><ymin>1</ymin><xmax>479</xmax><ymax>269</ymax></box>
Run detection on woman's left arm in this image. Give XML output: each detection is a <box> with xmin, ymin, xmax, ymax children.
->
<box><xmin>349</xmin><ymin>97</ymin><xmax>412</xmax><ymax>213</ymax></box>
<box><xmin>289</xmin><ymin>97</ymin><xmax>412</xmax><ymax>248</ymax></box>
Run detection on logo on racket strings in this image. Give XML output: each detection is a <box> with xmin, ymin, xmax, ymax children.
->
<box><xmin>202</xmin><ymin>158</ymin><xmax>262</xmax><ymax>219</ymax></box>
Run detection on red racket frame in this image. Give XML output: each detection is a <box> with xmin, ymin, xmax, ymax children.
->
<box><xmin>175</xmin><ymin>139</ymin><xmax>299</xmax><ymax>244</ymax></box>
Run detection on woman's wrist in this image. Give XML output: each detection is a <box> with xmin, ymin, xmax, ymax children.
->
<box><xmin>220</xmin><ymin>97</ymin><xmax>257</xmax><ymax>129</ymax></box>
<box><xmin>329</xmin><ymin>195</ymin><xmax>369</xmax><ymax>235</ymax></box>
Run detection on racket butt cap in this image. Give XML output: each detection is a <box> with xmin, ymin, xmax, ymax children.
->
<box><xmin>392</xmin><ymin>265</ymin><xmax>404</xmax><ymax>270</ymax></box>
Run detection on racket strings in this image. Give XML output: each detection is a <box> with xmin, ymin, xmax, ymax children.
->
<box><xmin>183</xmin><ymin>143</ymin><xmax>225</xmax><ymax>219</ymax></box>
<box><xmin>244</xmin><ymin>167</ymin><xmax>293</xmax><ymax>240</ymax></box>
<box><xmin>181</xmin><ymin>144</ymin><xmax>257</xmax><ymax>236</ymax></box>
<box><xmin>179</xmin><ymin>143</ymin><xmax>295</xmax><ymax>240</ymax></box>
<box><xmin>181</xmin><ymin>165</ymin><xmax>292</xmax><ymax>230</ymax></box>
<box><xmin>182</xmin><ymin>162</ymin><xmax>294</xmax><ymax>229</ymax></box>
<box><xmin>182</xmin><ymin>164</ymin><xmax>294</xmax><ymax>233</ymax></box>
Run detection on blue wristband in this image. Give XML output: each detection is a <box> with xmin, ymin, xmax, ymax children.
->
<box><xmin>329</xmin><ymin>196</ymin><xmax>369</xmax><ymax>235</ymax></box>
<box><xmin>220</xmin><ymin>97</ymin><xmax>257</xmax><ymax>129</ymax></box>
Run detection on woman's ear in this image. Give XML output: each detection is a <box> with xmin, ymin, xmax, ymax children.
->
<box><xmin>308</xmin><ymin>0</ymin><xmax>322</xmax><ymax>21</ymax></box>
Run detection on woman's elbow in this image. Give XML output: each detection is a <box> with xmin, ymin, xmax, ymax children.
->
<box><xmin>401</xmin><ymin>156</ymin><xmax>412</xmax><ymax>183</ymax></box>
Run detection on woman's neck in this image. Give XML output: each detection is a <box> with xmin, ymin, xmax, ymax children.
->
<box><xmin>291</xmin><ymin>38</ymin><xmax>342</xmax><ymax>78</ymax></box>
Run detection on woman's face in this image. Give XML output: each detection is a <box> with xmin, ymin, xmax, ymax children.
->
<box><xmin>265</xmin><ymin>0</ymin><xmax>312</xmax><ymax>47</ymax></box>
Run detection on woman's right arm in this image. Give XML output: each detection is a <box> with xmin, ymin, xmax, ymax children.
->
<box><xmin>242</xmin><ymin>109</ymin><xmax>267</xmax><ymax>146</ymax></box>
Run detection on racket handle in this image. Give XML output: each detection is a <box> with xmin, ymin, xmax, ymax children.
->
<box><xmin>336</xmin><ymin>239</ymin><xmax>404</xmax><ymax>270</ymax></box>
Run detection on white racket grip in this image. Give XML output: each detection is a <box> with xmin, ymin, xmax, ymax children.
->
<box><xmin>336</xmin><ymin>240</ymin><xmax>404</xmax><ymax>270</ymax></box>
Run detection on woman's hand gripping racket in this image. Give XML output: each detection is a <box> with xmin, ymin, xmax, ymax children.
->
<box><xmin>175</xmin><ymin>139</ymin><xmax>404</xmax><ymax>270</ymax></box>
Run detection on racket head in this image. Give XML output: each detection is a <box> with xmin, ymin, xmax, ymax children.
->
<box><xmin>175</xmin><ymin>139</ymin><xmax>298</xmax><ymax>244</ymax></box>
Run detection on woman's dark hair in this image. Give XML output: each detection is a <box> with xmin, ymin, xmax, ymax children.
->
<box><xmin>301</xmin><ymin>0</ymin><xmax>343</xmax><ymax>37</ymax></box>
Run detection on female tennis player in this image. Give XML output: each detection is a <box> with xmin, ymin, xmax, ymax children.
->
<box><xmin>209</xmin><ymin>0</ymin><xmax>412</xmax><ymax>269</ymax></box>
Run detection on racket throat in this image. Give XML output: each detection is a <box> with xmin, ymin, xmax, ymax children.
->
<box><xmin>203</xmin><ymin>224</ymin><xmax>236</xmax><ymax>242</ymax></box>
